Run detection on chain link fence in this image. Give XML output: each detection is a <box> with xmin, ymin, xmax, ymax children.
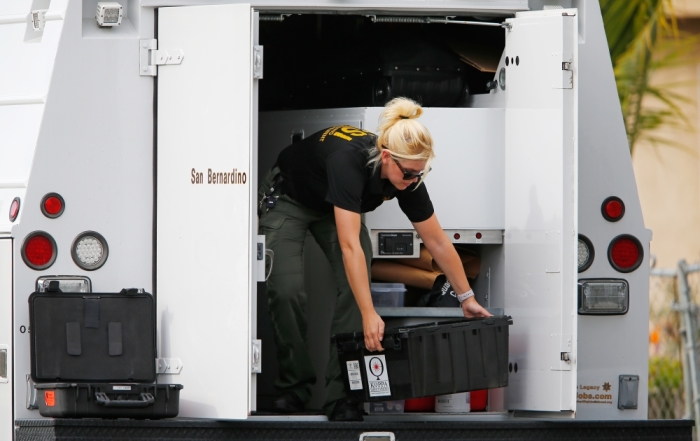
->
<box><xmin>649</xmin><ymin>262</ymin><xmax>700</xmax><ymax>425</ymax></box>
<box><xmin>649</xmin><ymin>272</ymin><xmax>684</xmax><ymax>419</ymax></box>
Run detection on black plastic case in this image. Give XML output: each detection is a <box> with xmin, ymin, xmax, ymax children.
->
<box><xmin>29</xmin><ymin>291</ymin><xmax>156</xmax><ymax>383</ymax></box>
<box><xmin>28</xmin><ymin>291</ymin><xmax>182</xmax><ymax>419</ymax></box>
<box><xmin>34</xmin><ymin>383</ymin><xmax>183</xmax><ymax>418</ymax></box>
<box><xmin>334</xmin><ymin>316</ymin><xmax>511</xmax><ymax>402</ymax></box>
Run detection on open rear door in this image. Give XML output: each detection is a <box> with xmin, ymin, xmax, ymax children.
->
<box><xmin>503</xmin><ymin>10</ymin><xmax>578</xmax><ymax>412</ymax></box>
<box><xmin>157</xmin><ymin>4</ymin><xmax>254</xmax><ymax>418</ymax></box>
<box><xmin>0</xmin><ymin>239</ymin><xmax>11</xmax><ymax>440</ymax></box>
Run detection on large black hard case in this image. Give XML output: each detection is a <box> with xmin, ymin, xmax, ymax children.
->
<box><xmin>28</xmin><ymin>291</ymin><xmax>156</xmax><ymax>383</ymax></box>
<box><xmin>34</xmin><ymin>383</ymin><xmax>182</xmax><ymax>418</ymax></box>
<box><xmin>334</xmin><ymin>316</ymin><xmax>511</xmax><ymax>402</ymax></box>
<box><xmin>28</xmin><ymin>291</ymin><xmax>182</xmax><ymax>418</ymax></box>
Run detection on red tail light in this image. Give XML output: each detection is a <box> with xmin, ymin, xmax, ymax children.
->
<box><xmin>602</xmin><ymin>196</ymin><xmax>625</xmax><ymax>222</ymax></box>
<box><xmin>22</xmin><ymin>232</ymin><xmax>57</xmax><ymax>270</ymax></box>
<box><xmin>608</xmin><ymin>234</ymin><xmax>643</xmax><ymax>273</ymax></box>
<box><xmin>9</xmin><ymin>197</ymin><xmax>20</xmax><ymax>222</ymax></box>
<box><xmin>41</xmin><ymin>193</ymin><xmax>65</xmax><ymax>218</ymax></box>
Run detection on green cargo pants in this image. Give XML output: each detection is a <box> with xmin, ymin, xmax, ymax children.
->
<box><xmin>258</xmin><ymin>167</ymin><xmax>372</xmax><ymax>415</ymax></box>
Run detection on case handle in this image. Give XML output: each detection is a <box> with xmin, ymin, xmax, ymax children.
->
<box><xmin>95</xmin><ymin>392</ymin><xmax>155</xmax><ymax>408</ymax></box>
<box><xmin>119</xmin><ymin>288</ymin><xmax>145</xmax><ymax>295</ymax></box>
<box><xmin>343</xmin><ymin>336</ymin><xmax>401</xmax><ymax>352</ymax></box>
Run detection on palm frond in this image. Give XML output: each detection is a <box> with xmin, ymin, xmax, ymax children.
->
<box><xmin>600</xmin><ymin>0</ymin><xmax>697</xmax><ymax>154</ymax></box>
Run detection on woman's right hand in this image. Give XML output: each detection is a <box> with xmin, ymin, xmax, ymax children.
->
<box><xmin>363</xmin><ymin>310</ymin><xmax>385</xmax><ymax>352</ymax></box>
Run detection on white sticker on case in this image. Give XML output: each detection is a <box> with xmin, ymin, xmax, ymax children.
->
<box><xmin>365</xmin><ymin>354</ymin><xmax>391</xmax><ymax>397</ymax></box>
<box><xmin>346</xmin><ymin>360</ymin><xmax>363</xmax><ymax>390</ymax></box>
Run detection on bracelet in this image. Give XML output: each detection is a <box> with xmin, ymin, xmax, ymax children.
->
<box><xmin>457</xmin><ymin>289</ymin><xmax>475</xmax><ymax>303</ymax></box>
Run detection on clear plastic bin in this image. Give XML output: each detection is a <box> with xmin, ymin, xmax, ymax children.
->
<box><xmin>371</xmin><ymin>283</ymin><xmax>406</xmax><ymax>307</ymax></box>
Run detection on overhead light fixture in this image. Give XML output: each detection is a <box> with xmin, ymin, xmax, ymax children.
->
<box><xmin>95</xmin><ymin>2</ymin><xmax>123</xmax><ymax>27</ymax></box>
<box><xmin>31</xmin><ymin>10</ymin><xmax>46</xmax><ymax>32</ymax></box>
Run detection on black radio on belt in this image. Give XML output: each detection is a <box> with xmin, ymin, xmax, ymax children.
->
<box><xmin>259</xmin><ymin>174</ymin><xmax>284</xmax><ymax>215</ymax></box>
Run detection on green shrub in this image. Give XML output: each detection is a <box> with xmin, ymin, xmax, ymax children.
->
<box><xmin>649</xmin><ymin>356</ymin><xmax>683</xmax><ymax>390</ymax></box>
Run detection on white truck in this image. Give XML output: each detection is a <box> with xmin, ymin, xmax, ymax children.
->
<box><xmin>0</xmin><ymin>0</ymin><xmax>692</xmax><ymax>439</ymax></box>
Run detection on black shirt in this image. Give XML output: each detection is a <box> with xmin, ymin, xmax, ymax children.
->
<box><xmin>277</xmin><ymin>125</ymin><xmax>434</xmax><ymax>223</ymax></box>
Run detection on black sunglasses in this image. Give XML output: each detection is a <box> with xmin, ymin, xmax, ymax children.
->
<box><xmin>392</xmin><ymin>156</ymin><xmax>430</xmax><ymax>181</ymax></box>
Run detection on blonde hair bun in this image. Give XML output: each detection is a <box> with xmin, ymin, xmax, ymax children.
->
<box><xmin>382</xmin><ymin>97</ymin><xmax>423</xmax><ymax>122</ymax></box>
<box><xmin>366</xmin><ymin>97</ymin><xmax>435</xmax><ymax>186</ymax></box>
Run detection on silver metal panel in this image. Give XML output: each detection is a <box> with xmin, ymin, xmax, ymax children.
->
<box><xmin>573</xmin><ymin>0</ymin><xmax>650</xmax><ymax>420</ymax></box>
<box><xmin>502</xmin><ymin>10</ymin><xmax>578</xmax><ymax>412</ymax></box>
<box><xmin>0</xmin><ymin>1</ymin><xmax>63</xmax><ymax>235</ymax></box>
<box><xmin>11</xmin><ymin>0</ymin><xmax>153</xmax><ymax>420</ymax></box>
<box><xmin>157</xmin><ymin>3</ymin><xmax>253</xmax><ymax>419</ymax></box>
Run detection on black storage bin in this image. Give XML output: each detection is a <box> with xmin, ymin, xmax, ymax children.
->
<box><xmin>334</xmin><ymin>316</ymin><xmax>511</xmax><ymax>402</ymax></box>
<box><xmin>34</xmin><ymin>383</ymin><xmax>183</xmax><ymax>418</ymax></box>
<box><xmin>28</xmin><ymin>291</ymin><xmax>182</xmax><ymax>418</ymax></box>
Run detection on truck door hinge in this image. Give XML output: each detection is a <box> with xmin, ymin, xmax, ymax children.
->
<box><xmin>253</xmin><ymin>45</ymin><xmax>264</xmax><ymax>79</ymax></box>
<box><xmin>156</xmin><ymin>358</ymin><xmax>183</xmax><ymax>374</ymax></box>
<box><xmin>251</xmin><ymin>339</ymin><xmax>262</xmax><ymax>373</ymax></box>
<box><xmin>140</xmin><ymin>39</ymin><xmax>184</xmax><ymax>77</ymax></box>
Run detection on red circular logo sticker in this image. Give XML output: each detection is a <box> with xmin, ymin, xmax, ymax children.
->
<box><xmin>369</xmin><ymin>357</ymin><xmax>384</xmax><ymax>378</ymax></box>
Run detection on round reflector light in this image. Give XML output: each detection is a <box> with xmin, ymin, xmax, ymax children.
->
<box><xmin>602</xmin><ymin>196</ymin><xmax>625</xmax><ymax>222</ymax></box>
<box><xmin>71</xmin><ymin>231</ymin><xmax>109</xmax><ymax>270</ymax></box>
<box><xmin>578</xmin><ymin>234</ymin><xmax>594</xmax><ymax>273</ymax></box>
<box><xmin>9</xmin><ymin>197</ymin><xmax>20</xmax><ymax>222</ymax></box>
<box><xmin>608</xmin><ymin>234</ymin><xmax>643</xmax><ymax>273</ymax></box>
<box><xmin>41</xmin><ymin>193</ymin><xmax>65</xmax><ymax>218</ymax></box>
<box><xmin>21</xmin><ymin>231</ymin><xmax>57</xmax><ymax>270</ymax></box>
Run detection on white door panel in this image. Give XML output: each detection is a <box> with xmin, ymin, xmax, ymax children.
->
<box><xmin>503</xmin><ymin>11</ymin><xmax>578</xmax><ymax>412</ymax></box>
<box><xmin>0</xmin><ymin>240</ymin><xmax>12</xmax><ymax>440</ymax></box>
<box><xmin>157</xmin><ymin>4</ymin><xmax>253</xmax><ymax>419</ymax></box>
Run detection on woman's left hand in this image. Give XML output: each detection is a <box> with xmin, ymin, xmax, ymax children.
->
<box><xmin>461</xmin><ymin>297</ymin><xmax>492</xmax><ymax>318</ymax></box>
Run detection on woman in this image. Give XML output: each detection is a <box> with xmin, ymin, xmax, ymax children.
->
<box><xmin>258</xmin><ymin>97</ymin><xmax>491</xmax><ymax>421</ymax></box>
